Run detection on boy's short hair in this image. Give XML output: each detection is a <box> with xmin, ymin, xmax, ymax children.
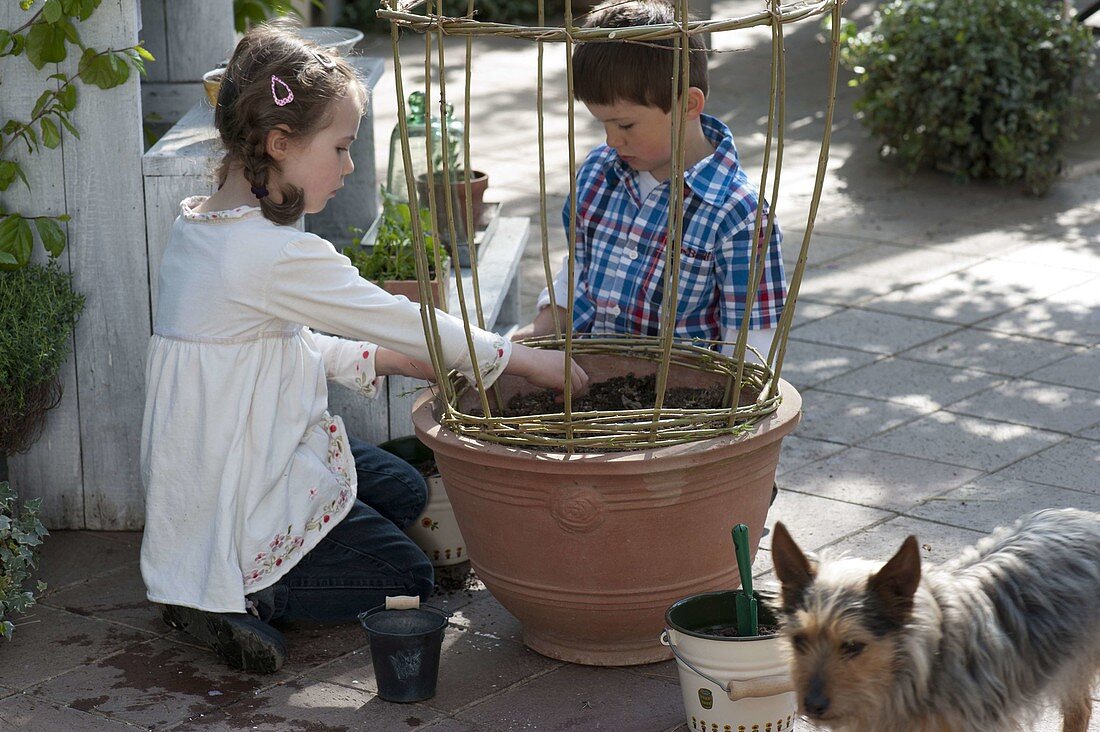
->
<box><xmin>573</xmin><ymin>0</ymin><xmax>708</xmax><ymax>113</ymax></box>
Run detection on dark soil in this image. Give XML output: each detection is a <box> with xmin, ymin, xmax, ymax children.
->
<box><xmin>488</xmin><ymin>373</ymin><xmax>727</xmax><ymax>417</ymax></box>
<box><xmin>432</xmin><ymin>561</ymin><xmax>479</xmax><ymax>594</ymax></box>
<box><xmin>696</xmin><ymin>621</ymin><xmax>779</xmax><ymax>638</ymax></box>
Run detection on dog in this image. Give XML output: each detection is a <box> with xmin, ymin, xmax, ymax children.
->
<box><xmin>769</xmin><ymin>509</ymin><xmax>1100</xmax><ymax>732</ymax></box>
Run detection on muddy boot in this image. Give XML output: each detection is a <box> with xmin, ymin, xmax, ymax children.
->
<box><xmin>161</xmin><ymin>604</ymin><xmax>287</xmax><ymax>674</ymax></box>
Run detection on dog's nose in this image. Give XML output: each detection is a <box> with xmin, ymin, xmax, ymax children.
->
<box><xmin>804</xmin><ymin>692</ymin><xmax>830</xmax><ymax>717</ymax></box>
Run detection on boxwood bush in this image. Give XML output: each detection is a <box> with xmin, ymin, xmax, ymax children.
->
<box><xmin>843</xmin><ymin>0</ymin><xmax>1096</xmax><ymax>195</ymax></box>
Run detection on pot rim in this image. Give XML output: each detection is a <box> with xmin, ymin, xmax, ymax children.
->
<box><xmin>665</xmin><ymin>589</ymin><xmax>783</xmax><ymax>642</ymax></box>
<box><xmin>412</xmin><ymin>378</ymin><xmax>801</xmax><ymax>469</ymax></box>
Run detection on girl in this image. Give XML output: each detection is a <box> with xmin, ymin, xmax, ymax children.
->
<box><xmin>141</xmin><ymin>24</ymin><xmax>588</xmax><ymax>674</ymax></box>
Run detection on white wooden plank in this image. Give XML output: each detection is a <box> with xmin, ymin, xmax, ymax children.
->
<box><xmin>141</xmin><ymin>81</ymin><xmax>206</xmax><ymax>122</ymax></box>
<box><xmin>448</xmin><ymin>216</ymin><xmax>529</xmax><ymax>330</ymax></box>
<box><xmin>142</xmin><ymin>102</ymin><xmax>220</xmax><ymax>177</ymax></box>
<box><xmin>62</xmin><ymin>1</ymin><xmax>151</xmax><ymax>529</ymax></box>
<box><xmin>328</xmin><ymin>383</ymin><xmax>391</xmax><ymax>445</ymax></box>
<box><xmin>164</xmin><ymin>0</ymin><xmax>235</xmax><ymax>82</ymax></box>
<box><xmin>1</xmin><ymin>3</ymin><xmax>85</xmax><ymax>528</ymax></box>
<box><xmin>139</xmin><ymin>0</ymin><xmax>170</xmax><ymax>83</ymax></box>
<box><xmin>144</xmin><ymin>174</ymin><xmax>217</xmax><ymax>315</ymax></box>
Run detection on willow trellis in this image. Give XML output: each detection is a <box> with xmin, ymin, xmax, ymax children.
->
<box><xmin>382</xmin><ymin>0</ymin><xmax>842</xmax><ymax>451</ymax></box>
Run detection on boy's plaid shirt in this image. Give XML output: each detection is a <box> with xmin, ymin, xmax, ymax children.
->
<box><xmin>563</xmin><ymin>114</ymin><xmax>786</xmax><ymax>346</ymax></box>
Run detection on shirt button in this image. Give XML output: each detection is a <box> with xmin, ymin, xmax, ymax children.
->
<box><xmin>609</xmin><ymin>305</ymin><xmax>621</xmax><ymax>316</ymax></box>
<box><xmin>626</xmin><ymin>248</ymin><xmax>639</xmax><ymax>260</ymax></box>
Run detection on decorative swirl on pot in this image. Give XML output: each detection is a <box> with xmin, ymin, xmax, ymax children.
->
<box><xmin>550</xmin><ymin>486</ymin><xmax>607</xmax><ymax>533</ymax></box>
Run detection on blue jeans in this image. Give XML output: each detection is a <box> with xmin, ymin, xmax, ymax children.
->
<box><xmin>249</xmin><ymin>437</ymin><xmax>434</xmax><ymax>624</ymax></box>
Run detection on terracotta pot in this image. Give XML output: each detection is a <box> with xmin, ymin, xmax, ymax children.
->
<box><xmin>412</xmin><ymin>354</ymin><xmax>802</xmax><ymax>666</ymax></box>
<box><xmin>382</xmin><ymin>266</ymin><xmax>449</xmax><ymax>313</ymax></box>
<box><xmin>415</xmin><ymin>171</ymin><xmax>490</xmax><ymax>243</ymax></box>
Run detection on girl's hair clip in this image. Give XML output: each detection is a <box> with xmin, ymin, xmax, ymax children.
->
<box><xmin>312</xmin><ymin>49</ymin><xmax>337</xmax><ymax>69</ymax></box>
<box><xmin>271</xmin><ymin>75</ymin><xmax>294</xmax><ymax>106</ymax></box>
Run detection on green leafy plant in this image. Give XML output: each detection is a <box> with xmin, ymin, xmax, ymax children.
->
<box><xmin>841</xmin><ymin>0</ymin><xmax>1096</xmax><ymax>195</ymax></box>
<box><xmin>0</xmin><ymin>263</ymin><xmax>85</xmax><ymax>455</ymax></box>
<box><xmin>0</xmin><ymin>480</ymin><xmax>49</xmax><ymax>641</ymax></box>
<box><xmin>341</xmin><ymin>0</ymin><xmax>575</xmax><ymax>34</ymax></box>
<box><xmin>345</xmin><ymin>187</ymin><xmax>446</xmax><ymax>282</ymax></box>
<box><xmin>233</xmin><ymin>0</ymin><xmax>324</xmax><ymax>33</ymax></box>
<box><xmin>1</xmin><ymin>0</ymin><xmax>152</xmax><ymax>268</ymax></box>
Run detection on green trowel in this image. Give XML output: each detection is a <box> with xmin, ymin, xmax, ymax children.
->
<box><xmin>732</xmin><ymin>524</ymin><xmax>758</xmax><ymax>637</ymax></box>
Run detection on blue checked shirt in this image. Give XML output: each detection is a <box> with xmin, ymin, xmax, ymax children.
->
<box><xmin>559</xmin><ymin>114</ymin><xmax>786</xmax><ymax>346</ymax></box>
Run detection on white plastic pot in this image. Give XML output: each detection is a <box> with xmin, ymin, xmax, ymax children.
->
<box><xmin>406</xmin><ymin>474</ymin><xmax>467</xmax><ymax>567</ymax></box>
<box><xmin>663</xmin><ymin>590</ymin><xmax>797</xmax><ymax>731</ymax></box>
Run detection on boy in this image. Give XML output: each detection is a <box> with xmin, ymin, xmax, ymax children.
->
<box><xmin>514</xmin><ymin>0</ymin><xmax>786</xmax><ymax>361</ymax></box>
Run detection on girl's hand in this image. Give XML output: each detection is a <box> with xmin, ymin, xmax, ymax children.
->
<box><xmin>505</xmin><ymin>343</ymin><xmax>589</xmax><ymax>396</ymax></box>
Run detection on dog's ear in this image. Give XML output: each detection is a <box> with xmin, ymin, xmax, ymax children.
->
<box><xmin>867</xmin><ymin>535</ymin><xmax>922</xmax><ymax>627</ymax></box>
<box><xmin>771</xmin><ymin>522</ymin><xmax>815</xmax><ymax>613</ymax></box>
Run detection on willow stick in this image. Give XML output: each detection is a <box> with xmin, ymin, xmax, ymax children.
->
<box><xmin>434</xmin><ymin>7</ymin><xmax>494</xmax><ymax>421</ymax></box>
<box><xmin>728</xmin><ymin>0</ymin><xmax>784</xmax><ymax>417</ymax></box>
<box><xmin>650</xmin><ymin>0</ymin><xmax>692</xmax><ymax>444</ymax></box>
<box><xmin>462</xmin><ymin>0</ymin><xmax>485</xmax><ymax>330</ymax></box>
<box><xmin>536</xmin><ymin>0</ymin><xmax>561</xmax><ymax>336</ymax></box>
<box><xmin>769</xmin><ymin>0</ymin><xmax>841</xmax><ymax>399</ymax></box>
<box><xmin>562</xmin><ymin>0</ymin><xmax>577</xmax><ymax>449</ymax></box>
<box><xmin>387</xmin><ymin>2</ymin><xmax>454</xmax><ymax>410</ymax></box>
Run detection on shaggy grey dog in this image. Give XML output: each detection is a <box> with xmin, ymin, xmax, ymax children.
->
<box><xmin>770</xmin><ymin>509</ymin><xmax>1100</xmax><ymax>732</ymax></box>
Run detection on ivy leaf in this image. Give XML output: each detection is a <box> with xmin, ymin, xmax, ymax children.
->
<box><xmin>35</xmin><ymin>218</ymin><xmax>67</xmax><ymax>257</ymax></box>
<box><xmin>40</xmin><ymin>118</ymin><xmax>61</xmax><ymax>149</ymax></box>
<box><xmin>58</xmin><ymin>113</ymin><xmax>80</xmax><ymax>139</ymax></box>
<box><xmin>32</xmin><ymin>90</ymin><xmax>54</xmax><ymax>119</ymax></box>
<box><xmin>43</xmin><ymin>0</ymin><xmax>64</xmax><ymax>24</ymax></box>
<box><xmin>0</xmin><ymin>160</ymin><xmax>20</xmax><ymax>191</ymax></box>
<box><xmin>25</xmin><ymin>22</ymin><xmax>68</xmax><ymax>69</ymax></box>
<box><xmin>0</xmin><ymin>30</ymin><xmax>11</xmax><ymax>56</ymax></box>
<box><xmin>58</xmin><ymin>83</ymin><xmax>77</xmax><ymax>112</ymax></box>
<box><xmin>134</xmin><ymin>44</ymin><xmax>154</xmax><ymax>62</ymax></box>
<box><xmin>0</xmin><ymin>216</ymin><xmax>34</xmax><ymax>270</ymax></box>
<box><xmin>79</xmin><ymin>49</ymin><xmax>130</xmax><ymax>89</ymax></box>
<box><xmin>58</xmin><ymin>18</ymin><xmax>80</xmax><ymax>46</ymax></box>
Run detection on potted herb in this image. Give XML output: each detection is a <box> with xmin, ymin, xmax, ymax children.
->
<box><xmin>0</xmin><ymin>480</ymin><xmax>48</xmax><ymax>641</ymax></box>
<box><xmin>346</xmin><ymin>187</ymin><xmax>450</xmax><ymax>311</ymax></box>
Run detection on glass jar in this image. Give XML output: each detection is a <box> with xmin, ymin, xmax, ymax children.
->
<box><xmin>385</xmin><ymin>91</ymin><xmax>465</xmax><ymax>202</ymax></box>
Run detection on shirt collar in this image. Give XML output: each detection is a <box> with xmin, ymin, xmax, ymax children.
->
<box><xmin>606</xmin><ymin>114</ymin><xmax>741</xmax><ymax>207</ymax></box>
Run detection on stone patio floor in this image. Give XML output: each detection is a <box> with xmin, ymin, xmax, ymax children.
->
<box><xmin>2</xmin><ymin>1</ymin><xmax>1099</xmax><ymax>729</ymax></box>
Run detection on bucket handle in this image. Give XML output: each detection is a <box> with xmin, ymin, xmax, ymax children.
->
<box><xmin>358</xmin><ymin>596</ymin><xmax>453</xmax><ymax>625</ymax></box>
<box><xmin>660</xmin><ymin>630</ymin><xmax>794</xmax><ymax>701</ymax></box>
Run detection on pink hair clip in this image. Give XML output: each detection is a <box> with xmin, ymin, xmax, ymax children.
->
<box><xmin>271</xmin><ymin>75</ymin><xmax>294</xmax><ymax>106</ymax></box>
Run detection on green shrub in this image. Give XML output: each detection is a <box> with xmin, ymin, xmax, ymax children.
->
<box><xmin>842</xmin><ymin>0</ymin><xmax>1096</xmax><ymax>195</ymax></box>
<box><xmin>0</xmin><ymin>262</ymin><xmax>85</xmax><ymax>455</ymax></box>
<box><xmin>345</xmin><ymin>187</ymin><xmax>447</xmax><ymax>282</ymax></box>
<box><xmin>341</xmin><ymin>0</ymin><xmax>573</xmax><ymax>34</ymax></box>
<box><xmin>0</xmin><ymin>480</ymin><xmax>48</xmax><ymax>641</ymax></box>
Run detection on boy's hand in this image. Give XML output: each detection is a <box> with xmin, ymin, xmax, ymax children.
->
<box><xmin>511</xmin><ymin>305</ymin><xmax>569</xmax><ymax>342</ymax></box>
<box><xmin>506</xmin><ymin>343</ymin><xmax>589</xmax><ymax>396</ymax></box>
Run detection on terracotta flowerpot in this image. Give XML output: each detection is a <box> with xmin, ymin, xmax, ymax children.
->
<box><xmin>415</xmin><ymin>171</ymin><xmax>490</xmax><ymax>244</ymax></box>
<box><xmin>412</xmin><ymin>354</ymin><xmax>802</xmax><ymax>666</ymax></box>
<box><xmin>382</xmin><ymin>266</ymin><xmax>449</xmax><ymax>313</ymax></box>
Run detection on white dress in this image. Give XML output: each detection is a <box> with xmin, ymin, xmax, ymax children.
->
<box><xmin>140</xmin><ymin>197</ymin><xmax>509</xmax><ymax>613</ymax></box>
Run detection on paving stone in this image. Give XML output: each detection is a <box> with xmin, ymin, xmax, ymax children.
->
<box><xmin>1027</xmin><ymin>348</ymin><xmax>1100</xmax><ymax>393</ymax></box>
<box><xmin>26</xmin><ymin>638</ymin><xmax>294</xmax><ymax>730</ymax></box>
<box><xmin>276</xmin><ymin>618</ymin><xmax>368</xmax><ymax>675</ymax></box>
<box><xmin>455</xmin><ymin>663</ymin><xmax>685</xmax><ymax>731</ymax></box>
<box><xmin>794</xmin><ymin>390</ymin><xmax>930</xmax><ymax>445</ymax></box>
<box><xmin>790</xmin><ymin>308</ymin><xmax>958</xmax><ymax>356</ymax></box>
<box><xmin>32</xmin><ymin>532</ymin><xmax>140</xmax><ymax>596</ymax></box>
<box><xmin>39</xmin><ymin>565</ymin><xmax>164</xmax><ymax>637</ymax></box>
<box><xmin>976</xmin><ymin>277</ymin><xmax>1100</xmax><ymax>347</ymax></box>
<box><xmin>778</xmin><ymin>447</ymin><xmax>982</xmax><ymax>511</ymax></box>
<box><xmin>998</xmin><ymin>242</ymin><xmax>1100</xmax><ymax>275</ymax></box>
<box><xmin>915</xmin><ymin>219</ymin><xmax>1035</xmax><ymax>256</ymax></box>
<box><xmin>1079</xmin><ymin>424</ymin><xmax>1100</xmax><ymax>441</ymax></box>
<box><xmin>948</xmin><ymin>379</ymin><xmax>1100</xmax><ymax>434</ymax></box>
<box><xmin>307</xmin><ymin>620</ymin><xmax>560</xmax><ymax>715</ymax></box>
<box><xmin>793</xmin><ymin>263</ymin><xmax>896</xmax><ymax>305</ymax></box>
<box><xmin>0</xmin><ymin>693</ymin><xmax>137</xmax><ymax>730</ymax></box>
<box><xmin>781</xmin><ymin>231</ymin><xmax>878</xmax><ymax>269</ymax></box>
<box><xmin>165</xmin><ymin>677</ymin><xmax>442</xmax><ymax>731</ymax></box>
<box><xmin>825</xmin><ymin>243</ymin><xmax>983</xmax><ymax>287</ymax></box>
<box><xmin>0</xmin><ymin>604</ymin><xmax>155</xmax><ymax>690</ymax></box>
<box><xmin>779</xmin><ymin>339</ymin><xmax>882</xmax><ymax>390</ymax></box>
<box><xmin>821</xmin><ymin>515</ymin><xmax>986</xmax><ymax>566</ymax></box>
<box><xmin>909</xmin><ymin>476</ymin><xmax>1100</xmax><ymax>533</ymax></box>
<box><xmin>444</xmin><ymin>592</ymin><xmax>526</xmax><ymax>646</ymax></box>
<box><xmin>998</xmin><ymin>438</ymin><xmax>1099</xmax><ymax>493</ymax></box>
<box><xmin>817</xmin><ymin>356</ymin><xmax>1003</xmax><ymax>411</ymax></box>
<box><xmin>789</xmin><ymin>300</ymin><xmax>844</xmax><ymax>328</ymax></box>
<box><xmin>863</xmin><ymin>259</ymin><xmax>1095</xmax><ymax>325</ymax></box>
<box><xmin>775</xmin><ymin>434</ymin><xmax>847</xmax><ymax>476</ymax></box>
<box><xmin>902</xmin><ymin>328</ymin><xmax>1083</xmax><ymax>377</ymax></box>
<box><xmin>861</xmin><ymin>411</ymin><xmax>1064</xmax><ymax>472</ymax></box>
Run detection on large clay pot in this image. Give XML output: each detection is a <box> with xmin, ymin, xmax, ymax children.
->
<box><xmin>412</xmin><ymin>354</ymin><xmax>802</xmax><ymax>666</ymax></box>
<box><xmin>382</xmin><ymin>266</ymin><xmax>449</xmax><ymax>313</ymax></box>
